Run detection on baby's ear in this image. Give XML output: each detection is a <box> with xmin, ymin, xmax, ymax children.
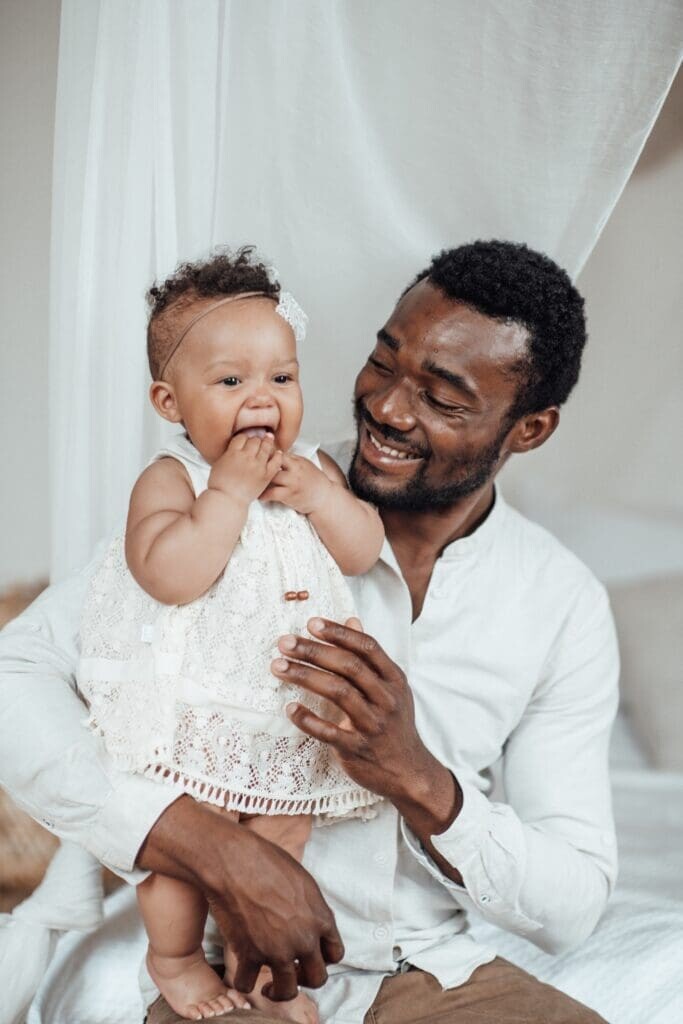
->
<box><xmin>149</xmin><ymin>380</ymin><xmax>182</xmax><ymax>423</ymax></box>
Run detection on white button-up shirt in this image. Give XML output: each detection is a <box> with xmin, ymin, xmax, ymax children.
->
<box><xmin>0</xmin><ymin>466</ymin><xmax>618</xmax><ymax>1024</ymax></box>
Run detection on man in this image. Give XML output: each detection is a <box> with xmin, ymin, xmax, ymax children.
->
<box><xmin>0</xmin><ymin>240</ymin><xmax>618</xmax><ymax>1023</ymax></box>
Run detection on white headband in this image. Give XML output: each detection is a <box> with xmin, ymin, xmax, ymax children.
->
<box><xmin>158</xmin><ymin>290</ymin><xmax>308</xmax><ymax>379</ymax></box>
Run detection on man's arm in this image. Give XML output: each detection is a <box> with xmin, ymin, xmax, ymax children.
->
<box><xmin>0</xmin><ymin>555</ymin><xmax>177</xmax><ymax>871</ymax></box>
<box><xmin>399</xmin><ymin>583</ymin><xmax>619</xmax><ymax>953</ymax></box>
<box><xmin>0</xmin><ymin>561</ymin><xmax>343</xmax><ymax>999</ymax></box>
<box><xmin>273</xmin><ymin>585</ymin><xmax>619</xmax><ymax>955</ymax></box>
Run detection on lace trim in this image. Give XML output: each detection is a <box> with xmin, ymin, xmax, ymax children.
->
<box><xmin>141</xmin><ymin>762</ymin><xmax>380</xmax><ymax>818</ymax></box>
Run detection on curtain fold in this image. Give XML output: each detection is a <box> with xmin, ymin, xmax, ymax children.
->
<box><xmin>49</xmin><ymin>0</ymin><xmax>682</xmax><ymax>580</ymax></box>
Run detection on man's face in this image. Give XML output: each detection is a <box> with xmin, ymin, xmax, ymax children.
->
<box><xmin>349</xmin><ymin>279</ymin><xmax>530</xmax><ymax>511</ymax></box>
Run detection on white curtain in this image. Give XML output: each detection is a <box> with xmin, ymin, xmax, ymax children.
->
<box><xmin>49</xmin><ymin>0</ymin><xmax>683</xmax><ymax>581</ymax></box>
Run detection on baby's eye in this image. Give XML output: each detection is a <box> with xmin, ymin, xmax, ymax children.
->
<box><xmin>221</xmin><ymin>377</ymin><xmax>240</xmax><ymax>387</ymax></box>
<box><xmin>273</xmin><ymin>374</ymin><xmax>292</xmax><ymax>384</ymax></box>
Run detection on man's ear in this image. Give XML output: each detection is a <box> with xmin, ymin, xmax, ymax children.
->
<box><xmin>507</xmin><ymin>407</ymin><xmax>560</xmax><ymax>454</ymax></box>
<box><xmin>149</xmin><ymin>380</ymin><xmax>183</xmax><ymax>423</ymax></box>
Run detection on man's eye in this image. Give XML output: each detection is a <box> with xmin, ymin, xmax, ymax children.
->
<box><xmin>221</xmin><ymin>377</ymin><xmax>240</xmax><ymax>387</ymax></box>
<box><xmin>425</xmin><ymin>393</ymin><xmax>463</xmax><ymax>413</ymax></box>
<box><xmin>368</xmin><ymin>356</ymin><xmax>392</xmax><ymax>374</ymax></box>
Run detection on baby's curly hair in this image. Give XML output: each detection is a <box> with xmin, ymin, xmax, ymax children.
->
<box><xmin>408</xmin><ymin>240</ymin><xmax>587</xmax><ymax>419</ymax></box>
<box><xmin>146</xmin><ymin>245</ymin><xmax>280</xmax><ymax>379</ymax></box>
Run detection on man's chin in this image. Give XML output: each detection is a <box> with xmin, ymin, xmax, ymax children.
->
<box><xmin>348</xmin><ymin>450</ymin><xmax>418</xmax><ymax>506</ymax></box>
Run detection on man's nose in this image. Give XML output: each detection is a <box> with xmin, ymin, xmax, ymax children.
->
<box><xmin>367</xmin><ymin>381</ymin><xmax>417</xmax><ymax>433</ymax></box>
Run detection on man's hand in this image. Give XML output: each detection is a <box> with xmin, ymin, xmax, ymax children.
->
<box><xmin>208</xmin><ymin>433</ymin><xmax>283</xmax><ymax>505</ymax></box>
<box><xmin>271</xmin><ymin>618</ymin><xmax>463</xmax><ymax>844</ymax></box>
<box><xmin>260</xmin><ymin>453</ymin><xmax>333</xmax><ymax>515</ymax></box>
<box><xmin>137</xmin><ymin>796</ymin><xmax>344</xmax><ymax>1000</ymax></box>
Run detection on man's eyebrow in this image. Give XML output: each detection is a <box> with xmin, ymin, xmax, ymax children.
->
<box><xmin>376</xmin><ymin>328</ymin><xmax>400</xmax><ymax>351</ymax></box>
<box><xmin>422</xmin><ymin>359</ymin><xmax>479</xmax><ymax>403</ymax></box>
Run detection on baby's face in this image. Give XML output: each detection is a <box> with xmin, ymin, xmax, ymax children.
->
<box><xmin>167</xmin><ymin>296</ymin><xmax>303</xmax><ymax>463</ymax></box>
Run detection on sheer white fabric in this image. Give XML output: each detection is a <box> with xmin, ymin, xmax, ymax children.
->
<box><xmin>78</xmin><ymin>435</ymin><xmax>379</xmax><ymax>819</ymax></box>
<box><xmin>49</xmin><ymin>1</ymin><xmax>683</xmax><ymax>580</ymax></box>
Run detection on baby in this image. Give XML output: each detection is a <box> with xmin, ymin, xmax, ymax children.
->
<box><xmin>78</xmin><ymin>247</ymin><xmax>384</xmax><ymax>1021</ymax></box>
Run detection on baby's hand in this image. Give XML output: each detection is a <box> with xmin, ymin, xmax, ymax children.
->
<box><xmin>260</xmin><ymin>454</ymin><xmax>333</xmax><ymax>515</ymax></box>
<box><xmin>208</xmin><ymin>433</ymin><xmax>283</xmax><ymax>505</ymax></box>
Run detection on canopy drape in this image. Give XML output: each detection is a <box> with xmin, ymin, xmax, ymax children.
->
<box><xmin>50</xmin><ymin>0</ymin><xmax>682</xmax><ymax>579</ymax></box>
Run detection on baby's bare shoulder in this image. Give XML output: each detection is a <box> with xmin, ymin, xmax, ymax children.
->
<box><xmin>128</xmin><ymin>457</ymin><xmax>195</xmax><ymax>524</ymax></box>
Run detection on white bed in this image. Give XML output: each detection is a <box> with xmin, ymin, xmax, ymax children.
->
<box><xmin>28</xmin><ymin>712</ymin><xmax>683</xmax><ymax>1024</ymax></box>
<box><xmin>469</xmin><ymin>713</ymin><xmax>683</xmax><ymax>1023</ymax></box>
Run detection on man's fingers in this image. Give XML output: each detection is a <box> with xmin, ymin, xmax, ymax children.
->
<box><xmin>273</xmin><ymin>658</ymin><xmax>377</xmax><ymax>732</ymax></box>
<box><xmin>231</xmin><ymin>956</ymin><xmax>263</xmax><ymax>995</ymax></box>
<box><xmin>261</xmin><ymin>961</ymin><xmax>300</xmax><ymax>1002</ymax></box>
<box><xmin>320</xmin><ymin>929</ymin><xmax>345</xmax><ymax>967</ymax></box>
<box><xmin>295</xmin><ymin>951</ymin><xmax>329</xmax><ymax>990</ymax></box>
<box><xmin>286</xmin><ymin>702</ymin><xmax>357</xmax><ymax>748</ymax></box>
<box><xmin>345</xmin><ymin>616</ymin><xmax>363</xmax><ymax>632</ymax></box>
<box><xmin>309</xmin><ymin>617</ymin><xmax>403</xmax><ymax>683</ymax></box>
<box><xmin>275</xmin><ymin>631</ymin><xmax>388</xmax><ymax>707</ymax></box>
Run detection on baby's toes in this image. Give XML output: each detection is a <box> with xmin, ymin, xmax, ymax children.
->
<box><xmin>208</xmin><ymin>996</ymin><xmax>234</xmax><ymax>1014</ymax></box>
<box><xmin>196</xmin><ymin>1001</ymin><xmax>220</xmax><ymax>1018</ymax></box>
<box><xmin>185</xmin><ymin>1006</ymin><xmax>203</xmax><ymax>1021</ymax></box>
<box><xmin>225</xmin><ymin>989</ymin><xmax>251</xmax><ymax>1010</ymax></box>
<box><xmin>212</xmin><ymin>994</ymin><xmax>241</xmax><ymax>1014</ymax></box>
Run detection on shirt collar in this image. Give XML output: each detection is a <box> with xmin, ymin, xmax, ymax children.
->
<box><xmin>379</xmin><ymin>487</ymin><xmax>507</xmax><ymax>573</ymax></box>
<box><xmin>439</xmin><ymin>486</ymin><xmax>507</xmax><ymax>562</ymax></box>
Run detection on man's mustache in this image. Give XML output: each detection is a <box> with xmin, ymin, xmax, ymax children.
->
<box><xmin>354</xmin><ymin>400</ymin><xmax>430</xmax><ymax>458</ymax></box>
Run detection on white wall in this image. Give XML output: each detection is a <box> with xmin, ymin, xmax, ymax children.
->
<box><xmin>0</xmin><ymin>0</ymin><xmax>61</xmax><ymax>587</ymax></box>
<box><xmin>0</xmin><ymin>1</ymin><xmax>680</xmax><ymax>586</ymax></box>
<box><xmin>501</xmin><ymin>70</ymin><xmax>683</xmax><ymax>581</ymax></box>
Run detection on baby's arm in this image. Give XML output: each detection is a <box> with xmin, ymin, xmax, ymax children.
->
<box><xmin>126</xmin><ymin>435</ymin><xmax>282</xmax><ymax>604</ymax></box>
<box><xmin>261</xmin><ymin>451</ymin><xmax>384</xmax><ymax>575</ymax></box>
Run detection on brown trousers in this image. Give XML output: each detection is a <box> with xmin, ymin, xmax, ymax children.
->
<box><xmin>146</xmin><ymin>958</ymin><xmax>608</xmax><ymax>1024</ymax></box>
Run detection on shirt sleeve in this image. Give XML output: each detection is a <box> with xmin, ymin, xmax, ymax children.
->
<box><xmin>401</xmin><ymin>578</ymin><xmax>619</xmax><ymax>955</ymax></box>
<box><xmin>0</xmin><ymin>552</ymin><xmax>181</xmax><ymax>882</ymax></box>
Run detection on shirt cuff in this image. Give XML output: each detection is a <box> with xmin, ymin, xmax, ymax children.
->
<box><xmin>87</xmin><ymin>767</ymin><xmax>183</xmax><ymax>884</ymax></box>
<box><xmin>400</xmin><ymin>780</ymin><xmax>542</xmax><ymax>933</ymax></box>
<box><xmin>400</xmin><ymin>779</ymin><xmax>490</xmax><ymax>896</ymax></box>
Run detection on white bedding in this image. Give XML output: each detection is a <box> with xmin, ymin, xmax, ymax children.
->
<box><xmin>469</xmin><ymin>767</ymin><xmax>683</xmax><ymax>1023</ymax></box>
<box><xmin>29</xmin><ymin>714</ymin><xmax>683</xmax><ymax>1024</ymax></box>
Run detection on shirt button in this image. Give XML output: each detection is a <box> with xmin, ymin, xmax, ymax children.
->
<box><xmin>373</xmin><ymin>925</ymin><xmax>389</xmax><ymax>941</ymax></box>
<box><xmin>373</xmin><ymin>850</ymin><xmax>388</xmax><ymax>866</ymax></box>
<box><xmin>479</xmin><ymin>893</ymin><xmax>491</xmax><ymax>904</ymax></box>
<box><xmin>392</xmin><ymin>944</ymin><xmax>403</xmax><ymax>959</ymax></box>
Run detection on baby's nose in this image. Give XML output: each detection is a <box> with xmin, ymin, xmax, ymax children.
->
<box><xmin>246</xmin><ymin>384</ymin><xmax>276</xmax><ymax>407</ymax></box>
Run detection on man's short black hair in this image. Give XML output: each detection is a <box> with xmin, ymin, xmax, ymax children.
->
<box><xmin>408</xmin><ymin>240</ymin><xmax>587</xmax><ymax>419</ymax></box>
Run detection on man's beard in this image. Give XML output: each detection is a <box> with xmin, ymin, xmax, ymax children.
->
<box><xmin>348</xmin><ymin>400</ymin><xmax>507</xmax><ymax>512</ymax></box>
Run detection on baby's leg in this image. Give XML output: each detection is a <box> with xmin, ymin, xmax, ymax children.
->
<box><xmin>224</xmin><ymin>813</ymin><xmax>319</xmax><ymax>1024</ymax></box>
<box><xmin>139</xmin><ymin>867</ymin><xmax>250</xmax><ymax>1020</ymax></box>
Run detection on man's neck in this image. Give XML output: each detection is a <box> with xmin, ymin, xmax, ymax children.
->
<box><xmin>381</xmin><ymin>483</ymin><xmax>496</xmax><ymax>566</ymax></box>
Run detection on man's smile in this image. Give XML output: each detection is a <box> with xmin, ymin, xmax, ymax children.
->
<box><xmin>359</xmin><ymin>422</ymin><xmax>425</xmax><ymax>472</ymax></box>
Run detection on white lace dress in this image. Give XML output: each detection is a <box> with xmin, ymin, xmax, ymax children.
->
<box><xmin>78</xmin><ymin>434</ymin><xmax>380</xmax><ymax>821</ymax></box>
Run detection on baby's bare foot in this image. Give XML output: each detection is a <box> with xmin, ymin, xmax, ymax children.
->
<box><xmin>147</xmin><ymin>948</ymin><xmax>251</xmax><ymax>1020</ymax></box>
<box><xmin>246</xmin><ymin>987</ymin><xmax>319</xmax><ymax>1024</ymax></box>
